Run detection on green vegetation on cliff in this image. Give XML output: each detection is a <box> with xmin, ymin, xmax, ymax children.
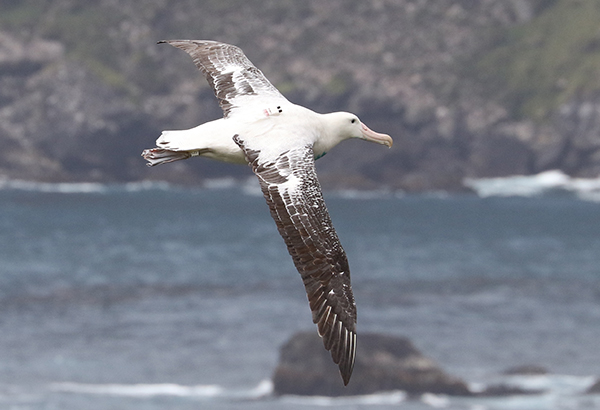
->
<box><xmin>477</xmin><ymin>0</ymin><xmax>600</xmax><ymax>121</ymax></box>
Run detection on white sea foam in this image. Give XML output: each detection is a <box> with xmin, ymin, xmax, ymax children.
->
<box><xmin>51</xmin><ymin>382</ymin><xmax>223</xmax><ymax>397</ymax></box>
<box><xmin>203</xmin><ymin>177</ymin><xmax>239</xmax><ymax>189</ymax></box>
<box><xmin>332</xmin><ymin>188</ymin><xmax>394</xmax><ymax>200</ymax></box>
<box><xmin>0</xmin><ymin>179</ymin><xmax>110</xmax><ymax>193</ymax></box>
<box><xmin>421</xmin><ymin>392</ymin><xmax>451</xmax><ymax>408</ymax></box>
<box><xmin>0</xmin><ymin>179</ymin><xmax>172</xmax><ymax>194</ymax></box>
<box><xmin>42</xmin><ymin>375</ymin><xmax>600</xmax><ymax>408</ymax></box>
<box><xmin>464</xmin><ymin>170</ymin><xmax>600</xmax><ymax>201</ymax></box>
<box><xmin>499</xmin><ymin>374</ymin><xmax>597</xmax><ymax>395</ymax></box>
<box><xmin>454</xmin><ymin>374</ymin><xmax>600</xmax><ymax>410</ymax></box>
<box><xmin>122</xmin><ymin>180</ymin><xmax>172</xmax><ymax>192</ymax></box>
<box><xmin>241</xmin><ymin>176</ymin><xmax>263</xmax><ymax>196</ymax></box>
<box><xmin>279</xmin><ymin>390</ymin><xmax>406</xmax><ymax>406</ymax></box>
<box><xmin>50</xmin><ymin>379</ymin><xmax>273</xmax><ymax>399</ymax></box>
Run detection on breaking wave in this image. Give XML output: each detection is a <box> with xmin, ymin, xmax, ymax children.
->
<box><xmin>0</xmin><ymin>177</ymin><xmax>261</xmax><ymax>195</ymax></box>
<box><xmin>0</xmin><ymin>179</ymin><xmax>173</xmax><ymax>194</ymax></box>
<box><xmin>464</xmin><ymin>170</ymin><xmax>600</xmax><ymax>201</ymax></box>
<box><xmin>50</xmin><ymin>379</ymin><xmax>273</xmax><ymax>400</ymax></box>
<box><xmin>50</xmin><ymin>381</ymin><xmax>409</xmax><ymax>406</ymax></box>
<box><xmin>47</xmin><ymin>374</ymin><xmax>600</xmax><ymax>409</ymax></box>
<box><xmin>3</xmin><ymin>170</ymin><xmax>600</xmax><ymax>202</ymax></box>
<box><xmin>279</xmin><ymin>391</ymin><xmax>407</xmax><ymax>406</ymax></box>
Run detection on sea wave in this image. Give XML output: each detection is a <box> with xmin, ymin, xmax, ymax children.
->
<box><xmin>0</xmin><ymin>179</ymin><xmax>110</xmax><ymax>193</ymax></box>
<box><xmin>202</xmin><ymin>176</ymin><xmax>240</xmax><ymax>190</ymax></box>
<box><xmin>278</xmin><ymin>375</ymin><xmax>599</xmax><ymax>408</ymax></box>
<box><xmin>50</xmin><ymin>379</ymin><xmax>273</xmax><ymax>399</ymax></box>
<box><xmin>464</xmin><ymin>170</ymin><xmax>600</xmax><ymax>201</ymax></box>
<box><xmin>0</xmin><ymin>179</ymin><xmax>173</xmax><ymax>194</ymax></box>
<box><xmin>279</xmin><ymin>390</ymin><xmax>407</xmax><ymax>406</ymax></box>
<box><xmin>331</xmin><ymin>188</ymin><xmax>395</xmax><ymax>200</ymax></box>
<box><xmin>497</xmin><ymin>374</ymin><xmax>597</xmax><ymax>395</ymax></box>
<box><xmin>3</xmin><ymin>170</ymin><xmax>600</xmax><ymax>201</ymax></box>
<box><xmin>0</xmin><ymin>177</ymin><xmax>264</xmax><ymax>196</ymax></box>
<box><xmin>46</xmin><ymin>374</ymin><xmax>600</xmax><ymax>408</ymax></box>
<box><xmin>459</xmin><ymin>374</ymin><xmax>600</xmax><ymax>410</ymax></box>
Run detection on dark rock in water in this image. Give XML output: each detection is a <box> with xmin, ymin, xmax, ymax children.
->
<box><xmin>272</xmin><ymin>331</ymin><xmax>470</xmax><ymax>397</ymax></box>
<box><xmin>503</xmin><ymin>364</ymin><xmax>549</xmax><ymax>375</ymax></box>
<box><xmin>587</xmin><ymin>379</ymin><xmax>600</xmax><ymax>394</ymax></box>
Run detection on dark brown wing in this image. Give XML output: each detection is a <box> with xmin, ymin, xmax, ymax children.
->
<box><xmin>159</xmin><ymin>40</ymin><xmax>287</xmax><ymax>117</ymax></box>
<box><xmin>233</xmin><ymin>135</ymin><xmax>357</xmax><ymax>385</ymax></box>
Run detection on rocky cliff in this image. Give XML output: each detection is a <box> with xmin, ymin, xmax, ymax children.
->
<box><xmin>1</xmin><ymin>0</ymin><xmax>599</xmax><ymax>190</ymax></box>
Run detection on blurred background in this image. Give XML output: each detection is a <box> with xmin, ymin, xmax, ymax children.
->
<box><xmin>2</xmin><ymin>0</ymin><xmax>600</xmax><ymax>191</ymax></box>
<box><xmin>1</xmin><ymin>1</ymin><xmax>600</xmax><ymax>409</ymax></box>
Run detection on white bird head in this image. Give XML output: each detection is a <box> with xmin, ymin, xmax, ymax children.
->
<box><xmin>323</xmin><ymin>112</ymin><xmax>393</xmax><ymax>149</ymax></box>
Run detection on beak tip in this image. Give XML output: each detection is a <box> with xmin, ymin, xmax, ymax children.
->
<box><xmin>360</xmin><ymin>122</ymin><xmax>393</xmax><ymax>148</ymax></box>
<box><xmin>384</xmin><ymin>136</ymin><xmax>393</xmax><ymax>148</ymax></box>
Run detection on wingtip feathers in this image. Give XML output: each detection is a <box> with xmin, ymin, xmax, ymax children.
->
<box><xmin>340</xmin><ymin>331</ymin><xmax>356</xmax><ymax>385</ymax></box>
<box><xmin>315</xmin><ymin>306</ymin><xmax>356</xmax><ymax>386</ymax></box>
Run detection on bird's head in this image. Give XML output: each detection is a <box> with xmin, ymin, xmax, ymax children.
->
<box><xmin>324</xmin><ymin>112</ymin><xmax>393</xmax><ymax>148</ymax></box>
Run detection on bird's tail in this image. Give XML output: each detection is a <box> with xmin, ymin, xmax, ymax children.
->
<box><xmin>141</xmin><ymin>148</ymin><xmax>193</xmax><ymax>167</ymax></box>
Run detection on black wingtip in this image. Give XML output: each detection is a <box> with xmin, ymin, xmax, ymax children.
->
<box><xmin>157</xmin><ymin>40</ymin><xmax>167</xmax><ymax>44</ymax></box>
<box><xmin>340</xmin><ymin>331</ymin><xmax>356</xmax><ymax>386</ymax></box>
<box><xmin>340</xmin><ymin>358</ymin><xmax>354</xmax><ymax>386</ymax></box>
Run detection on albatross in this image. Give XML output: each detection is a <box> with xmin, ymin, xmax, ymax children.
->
<box><xmin>142</xmin><ymin>40</ymin><xmax>392</xmax><ymax>385</ymax></box>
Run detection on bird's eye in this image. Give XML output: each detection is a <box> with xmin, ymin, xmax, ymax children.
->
<box><xmin>351</xmin><ymin>118</ymin><xmax>357</xmax><ymax>124</ymax></box>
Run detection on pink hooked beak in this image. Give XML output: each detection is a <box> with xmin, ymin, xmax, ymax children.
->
<box><xmin>360</xmin><ymin>122</ymin><xmax>393</xmax><ymax>147</ymax></box>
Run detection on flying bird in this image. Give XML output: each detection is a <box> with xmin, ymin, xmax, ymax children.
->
<box><xmin>142</xmin><ymin>40</ymin><xmax>392</xmax><ymax>385</ymax></box>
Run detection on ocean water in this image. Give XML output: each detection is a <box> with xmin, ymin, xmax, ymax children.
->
<box><xmin>1</xmin><ymin>178</ymin><xmax>600</xmax><ymax>410</ymax></box>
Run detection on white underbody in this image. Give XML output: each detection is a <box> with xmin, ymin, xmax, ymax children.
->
<box><xmin>157</xmin><ymin>118</ymin><xmax>247</xmax><ymax>164</ymax></box>
<box><xmin>153</xmin><ymin>103</ymin><xmax>343</xmax><ymax>165</ymax></box>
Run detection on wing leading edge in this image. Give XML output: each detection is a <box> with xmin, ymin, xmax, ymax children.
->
<box><xmin>159</xmin><ymin>40</ymin><xmax>287</xmax><ymax>118</ymax></box>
